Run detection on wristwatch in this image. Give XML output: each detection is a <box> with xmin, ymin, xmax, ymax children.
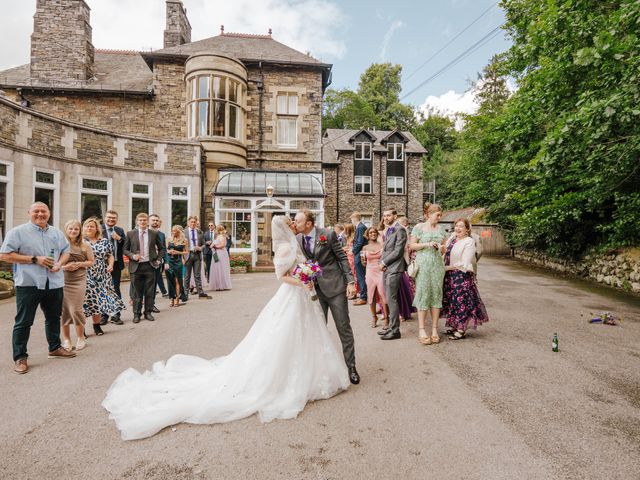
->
<box><xmin>31</xmin><ymin>256</ymin><xmax>37</xmax><ymax>264</ymax></box>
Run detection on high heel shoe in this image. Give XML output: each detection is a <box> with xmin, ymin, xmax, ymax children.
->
<box><xmin>419</xmin><ymin>328</ymin><xmax>432</xmax><ymax>345</ymax></box>
<box><xmin>170</xmin><ymin>299</ymin><xmax>175</xmax><ymax>307</ymax></box>
<box><xmin>370</xmin><ymin>315</ymin><xmax>378</xmax><ymax>328</ymax></box>
<box><xmin>431</xmin><ymin>334</ymin><xmax>440</xmax><ymax>344</ymax></box>
<box><xmin>93</xmin><ymin>324</ymin><xmax>104</xmax><ymax>336</ymax></box>
<box><xmin>75</xmin><ymin>338</ymin><xmax>86</xmax><ymax>350</ymax></box>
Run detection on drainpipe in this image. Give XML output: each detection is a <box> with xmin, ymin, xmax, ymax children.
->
<box><xmin>378</xmin><ymin>150</ymin><xmax>383</xmax><ymax>220</ymax></box>
<box><xmin>200</xmin><ymin>147</ymin><xmax>207</xmax><ymax>223</ymax></box>
<box><xmin>404</xmin><ymin>152</ymin><xmax>409</xmax><ymax>218</ymax></box>
<box><xmin>336</xmin><ymin>163</ymin><xmax>340</xmax><ymax>223</ymax></box>
<box><xmin>258</xmin><ymin>61</ymin><xmax>264</xmax><ymax>161</ymax></box>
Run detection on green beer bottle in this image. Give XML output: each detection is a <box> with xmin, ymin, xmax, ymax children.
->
<box><xmin>552</xmin><ymin>333</ymin><xmax>559</xmax><ymax>352</ymax></box>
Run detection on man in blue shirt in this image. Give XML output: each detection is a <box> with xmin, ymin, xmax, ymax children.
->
<box><xmin>0</xmin><ymin>202</ymin><xmax>76</xmax><ymax>374</ymax></box>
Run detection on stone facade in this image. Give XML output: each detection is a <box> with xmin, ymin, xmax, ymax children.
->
<box><xmin>322</xmin><ymin>129</ymin><xmax>426</xmax><ymax>226</ymax></box>
<box><xmin>514</xmin><ymin>248</ymin><xmax>640</xmax><ymax>295</ymax></box>
<box><xmin>30</xmin><ymin>0</ymin><xmax>95</xmax><ymax>82</ymax></box>
<box><xmin>0</xmin><ymin>95</ymin><xmax>201</xmax><ymax>233</ymax></box>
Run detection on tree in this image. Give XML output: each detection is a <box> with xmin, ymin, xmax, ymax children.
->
<box><xmin>322</xmin><ymin>89</ymin><xmax>378</xmax><ymax>130</ymax></box>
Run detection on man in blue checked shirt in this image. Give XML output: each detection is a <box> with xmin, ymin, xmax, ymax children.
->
<box><xmin>0</xmin><ymin>202</ymin><xmax>76</xmax><ymax>374</ymax></box>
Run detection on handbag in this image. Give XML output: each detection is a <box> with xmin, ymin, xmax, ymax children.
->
<box><xmin>407</xmin><ymin>259</ymin><xmax>419</xmax><ymax>278</ymax></box>
<box><xmin>212</xmin><ymin>251</ymin><xmax>220</xmax><ymax>263</ymax></box>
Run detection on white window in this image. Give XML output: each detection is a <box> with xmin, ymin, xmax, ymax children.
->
<box><xmin>354</xmin><ymin>176</ymin><xmax>372</xmax><ymax>194</ymax></box>
<box><xmin>33</xmin><ymin>168</ymin><xmax>60</xmax><ymax>228</ymax></box>
<box><xmin>0</xmin><ymin>161</ymin><xmax>13</xmax><ymax>238</ymax></box>
<box><xmin>387</xmin><ymin>176</ymin><xmax>405</xmax><ymax>194</ymax></box>
<box><xmin>354</xmin><ymin>142</ymin><xmax>372</xmax><ymax>160</ymax></box>
<box><xmin>129</xmin><ymin>182</ymin><xmax>153</xmax><ymax>229</ymax></box>
<box><xmin>361</xmin><ymin>215</ymin><xmax>373</xmax><ymax>227</ymax></box>
<box><xmin>79</xmin><ymin>176</ymin><xmax>112</xmax><ymax>222</ymax></box>
<box><xmin>168</xmin><ymin>185</ymin><xmax>191</xmax><ymax>228</ymax></box>
<box><xmin>276</xmin><ymin>93</ymin><xmax>298</xmax><ymax>147</ymax></box>
<box><xmin>387</xmin><ymin>143</ymin><xmax>404</xmax><ymax>161</ymax></box>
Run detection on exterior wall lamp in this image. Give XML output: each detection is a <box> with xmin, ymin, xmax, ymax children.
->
<box><xmin>266</xmin><ymin>184</ymin><xmax>274</xmax><ymax>204</ymax></box>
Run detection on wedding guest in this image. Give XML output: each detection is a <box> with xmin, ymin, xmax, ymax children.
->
<box><xmin>0</xmin><ymin>202</ymin><xmax>75</xmax><ymax>374</ymax></box>
<box><xmin>381</xmin><ymin>215</ymin><xmax>415</xmax><ymax>322</ymax></box>
<box><xmin>224</xmin><ymin>225</ymin><xmax>232</xmax><ymax>254</ymax></box>
<box><xmin>100</xmin><ymin>210</ymin><xmax>125</xmax><ymax>325</ymax></box>
<box><xmin>442</xmin><ymin>218</ymin><xmax>489</xmax><ymax>340</ymax></box>
<box><xmin>149</xmin><ymin>214</ymin><xmax>168</xmax><ymax>309</ymax></box>
<box><xmin>334</xmin><ymin>223</ymin><xmax>347</xmax><ymax>247</ymax></box>
<box><xmin>203</xmin><ymin>221</ymin><xmax>216</xmax><ymax>281</ymax></box>
<box><xmin>61</xmin><ymin>220</ymin><xmax>94</xmax><ymax>351</ymax></box>
<box><xmin>410</xmin><ymin>203</ymin><xmax>447</xmax><ymax>345</ymax></box>
<box><xmin>83</xmin><ymin>217</ymin><xmax>126</xmax><ymax>335</ymax></box>
<box><xmin>124</xmin><ymin>213</ymin><xmax>166</xmax><ymax>323</ymax></box>
<box><xmin>379</xmin><ymin>208</ymin><xmax>407</xmax><ymax>340</ymax></box>
<box><xmin>166</xmin><ymin>225</ymin><xmax>188</xmax><ymax>307</ymax></box>
<box><xmin>361</xmin><ymin>227</ymin><xmax>389</xmax><ymax>329</ymax></box>
<box><xmin>184</xmin><ymin>216</ymin><xmax>211</xmax><ymax>299</ymax></box>
<box><xmin>350</xmin><ymin>212</ymin><xmax>367</xmax><ymax>305</ymax></box>
<box><xmin>207</xmin><ymin>225</ymin><xmax>232</xmax><ymax>291</ymax></box>
<box><xmin>343</xmin><ymin>223</ymin><xmax>359</xmax><ymax>300</ymax></box>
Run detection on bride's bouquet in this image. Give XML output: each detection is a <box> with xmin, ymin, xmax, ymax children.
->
<box><xmin>291</xmin><ymin>260</ymin><xmax>323</xmax><ymax>301</ymax></box>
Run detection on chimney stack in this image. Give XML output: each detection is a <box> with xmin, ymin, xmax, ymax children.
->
<box><xmin>164</xmin><ymin>1</ymin><xmax>192</xmax><ymax>49</ymax></box>
<box><xmin>30</xmin><ymin>0</ymin><xmax>95</xmax><ymax>82</ymax></box>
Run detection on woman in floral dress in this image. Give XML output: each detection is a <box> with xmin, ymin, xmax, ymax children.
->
<box><xmin>409</xmin><ymin>203</ymin><xmax>447</xmax><ymax>345</ymax></box>
<box><xmin>442</xmin><ymin>218</ymin><xmax>489</xmax><ymax>340</ymax></box>
<box><xmin>83</xmin><ymin>217</ymin><xmax>126</xmax><ymax>336</ymax></box>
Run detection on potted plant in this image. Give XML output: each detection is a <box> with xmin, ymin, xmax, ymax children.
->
<box><xmin>229</xmin><ymin>255</ymin><xmax>251</xmax><ymax>274</ymax></box>
<box><xmin>0</xmin><ymin>269</ymin><xmax>15</xmax><ymax>299</ymax></box>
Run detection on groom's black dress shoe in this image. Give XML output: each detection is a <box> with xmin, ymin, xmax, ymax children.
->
<box><xmin>144</xmin><ymin>313</ymin><xmax>155</xmax><ymax>321</ymax></box>
<box><xmin>132</xmin><ymin>315</ymin><xmax>141</xmax><ymax>324</ymax></box>
<box><xmin>380</xmin><ymin>331</ymin><xmax>401</xmax><ymax>340</ymax></box>
<box><xmin>348</xmin><ymin>366</ymin><xmax>360</xmax><ymax>385</ymax></box>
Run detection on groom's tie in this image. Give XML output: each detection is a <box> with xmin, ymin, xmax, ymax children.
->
<box><xmin>304</xmin><ymin>235</ymin><xmax>313</xmax><ymax>257</ymax></box>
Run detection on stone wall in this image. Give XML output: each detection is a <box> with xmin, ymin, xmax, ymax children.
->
<box><xmin>514</xmin><ymin>248</ymin><xmax>640</xmax><ymax>295</ymax></box>
<box><xmin>164</xmin><ymin>0</ymin><xmax>191</xmax><ymax>48</ymax></box>
<box><xmin>323</xmin><ymin>151</ymin><xmax>423</xmax><ymax>226</ymax></box>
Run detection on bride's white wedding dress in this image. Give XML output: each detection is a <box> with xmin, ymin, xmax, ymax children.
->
<box><xmin>103</xmin><ymin>217</ymin><xmax>349</xmax><ymax>440</ymax></box>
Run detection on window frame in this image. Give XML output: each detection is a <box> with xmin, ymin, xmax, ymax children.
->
<box><xmin>32</xmin><ymin>167</ymin><xmax>60</xmax><ymax>229</ymax></box>
<box><xmin>276</xmin><ymin>92</ymin><xmax>299</xmax><ymax>148</ymax></box>
<box><xmin>387</xmin><ymin>143</ymin><xmax>404</xmax><ymax>161</ymax></box>
<box><xmin>387</xmin><ymin>175</ymin><xmax>405</xmax><ymax>195</ymax></box>
<box><xmin>354</xmin><ymin>142</ymin><xmax>372</xmax><ymax>161</ymax></box>
<box><xmin>168</xmin><ymin>184</ymin><xmax>191</xmax><ymax>229</ymax></box>
<box><xmin>354</xmin><ymin>175</ymin><xmax>372</xmax><ymax>194</ymax></box>
<box><xmin>129</xmin><ymin>181</ymin><xmax>153</xmax><ymax>229</ymax></box>
<box><xmin>0</xmin><ymin>160</ymin><xmax>14</xmax><ymax>237</ymax></box>
<box><xmin>78</xmin><ymin>175</ymin><xmax>112</xmax><ymax>222</ymax></box>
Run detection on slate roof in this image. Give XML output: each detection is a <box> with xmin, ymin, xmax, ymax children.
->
<box><xmin>322</xmin><ymin>128</ymin><xmax>427</xmax><ymax>164</ymax></box>
<box><xmin>0</xmin><ymin>50</ymin><xmax>153</xmax><ymax>94</ymax></box>
<box><xmin>146</xmin><ymin>32</ymin><xmax>329</xmax><ymax>68</ymax></box>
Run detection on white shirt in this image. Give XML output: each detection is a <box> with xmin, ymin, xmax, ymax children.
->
<box><xmin>187</xmin><ymin>227</ymin><xmax>199</xmax><ymax>252</ymax></box>
<box><xmin>138</xmin><ymin>228</ymin><xmax>150</xmax><ymax>263</ymax></box>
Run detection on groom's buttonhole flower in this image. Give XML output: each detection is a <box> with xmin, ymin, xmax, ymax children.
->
<box><xmin>319</xmin><ymin>235</ymin><xmax>328</xmax><ymax>245</ymax></box>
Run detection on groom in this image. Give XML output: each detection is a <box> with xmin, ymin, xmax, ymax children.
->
<box><xmin>294</xmin><ymin>210</ymin><xmax>360</xmax><ymax>385</ymax></box>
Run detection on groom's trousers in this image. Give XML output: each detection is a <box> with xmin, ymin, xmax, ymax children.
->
<box><xmin>316</xmin><ymin>286</ymin><xmax>356</xmax><ymax>368</ymax></box>
<box><xmin>384</xmin><ymin>271</ymin><xmax>402</xmax><ymax>335</ymax></box>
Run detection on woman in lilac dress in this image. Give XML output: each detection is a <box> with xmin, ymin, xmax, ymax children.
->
<box><xmin>442</xmin><ymin>218</ymin><xmax>489</xmax><ymax>340</ymax></box>
<box><xmin>207</xmin><ymin>225</ymin><xmax>232</xmax><ymax>291</ymax></box>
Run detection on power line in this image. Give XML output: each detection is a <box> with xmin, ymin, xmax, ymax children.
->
<box><xmin>404</xmin><ymin>2</ymin><xmax>498</xmax><ymax>82</ymax></box>
<box><xmin>400</xmin><ymin>24</ymin><xmax>503</xmax><ymax>101</ymax></box>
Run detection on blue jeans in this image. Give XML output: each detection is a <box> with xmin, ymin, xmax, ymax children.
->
<box><xmin>13</xmin><ymin>285</ymin><xmax>63</xmax><ymax>361</ymax></box>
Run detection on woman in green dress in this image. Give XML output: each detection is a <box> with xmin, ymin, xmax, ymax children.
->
<box><xmin>410</xmin><ymin>203</ymin><xmax>446</xmax><ymax>345</ymax></box>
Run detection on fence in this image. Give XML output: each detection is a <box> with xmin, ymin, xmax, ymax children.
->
<box><xmin>440</xmin><ymin>222</ymin><xmax>511</xmax><ymax>256</ymax></box>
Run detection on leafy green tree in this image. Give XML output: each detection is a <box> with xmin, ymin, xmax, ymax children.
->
<box><xmin>322</xmin><ymin>89</ymin><xmax>379</xmax><ymax>130</ymax></box>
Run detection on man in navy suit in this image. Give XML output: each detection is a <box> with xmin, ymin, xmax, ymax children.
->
<box><xmin>350</xmin><ymin>211</ymin><xmax>368</xmax><ymax>305</ymax></box>
<box><xmin>203</xmin><ymin>221</ymin><xmax>216</xmax><ymax>282</ymax></box>
<box><xmin>150</xmin><ymin>214</ymin><xmax>169</xmax><ymax>309</ymax></box>
<box><xmin>101</xmin><ymin>210</ymin><xmax>125</xmax><ymax>325</ymax></box>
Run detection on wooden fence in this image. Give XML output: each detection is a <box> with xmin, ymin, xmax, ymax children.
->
<box><xmin>440</xmin><ymin>222</ymin><xmax>511</xmax><ymax>256</ymax></box>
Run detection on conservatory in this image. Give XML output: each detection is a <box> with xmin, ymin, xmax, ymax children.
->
<box><xmin>213</xmin><ymin>170</ymin><xmax>325</xmax><ymax>267</ymax></box>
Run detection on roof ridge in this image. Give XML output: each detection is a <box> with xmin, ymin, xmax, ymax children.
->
<box><xmin>220</xmin><ymin>31</ymin><xmax>272</xmax><ymax>39</ymax></box>
<box><xmin>96</xmin><ymin>48</ymin><xmax>140</xmax><ymax>55</ymax></box>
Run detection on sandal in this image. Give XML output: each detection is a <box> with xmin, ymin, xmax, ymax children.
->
<box><xmin>431</xmin><ymin>334</ymin><xmax>440</xmax><ymax>344</ymax></box>
<box><xmin>93</xmin><ymin>324</ymin><xmax>104</xmax><ymax>336</ymax></box>
<box><xmin>444</xmin><ymin>327</ymin><xmax>455</xmax><ymax>335</ymax></box>
<box><xmin>418</xmin><ymin>328</ymin><xmax>432</xmax><ymax>345</ymax></box>
<box><xmin>371</xmin><ymin>315</ymin><xmax>378</xmax><ymax>328</ymax></box>
<box><xmin>448</xmin><ymin>331</ymin><xmax>465</xmax><ymax>340</ymax></box>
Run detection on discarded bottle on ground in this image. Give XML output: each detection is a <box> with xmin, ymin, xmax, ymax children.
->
<box><xmin>552</xmin><ymin>333</ymin><xmax>559</xmax><ymax>352</ymax></box>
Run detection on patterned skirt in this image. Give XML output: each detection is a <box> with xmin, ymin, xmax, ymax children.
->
<box><xmin>442</xmin><ymin>270</ymin><xmax>489</xmax><ymax>332</ymax></box>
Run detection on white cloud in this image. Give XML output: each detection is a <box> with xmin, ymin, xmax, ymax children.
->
<box><xmin>0</xmin><ymin>0</ymin><xmax>348</xmax><ymax>71</ymax></box>
<box><xmin>379</xmin><ymin>20</ymin><xmax>403</xmax><ymax>61</ymax></box>
<box><xmin>418</xmin><ymin>89</ymin><xmax>478</xmax><ymax>129</ymax></box>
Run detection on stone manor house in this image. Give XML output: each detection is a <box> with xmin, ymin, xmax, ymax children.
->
<box><xmin>0</xmin><ymin>0</ymin><xmax>425</xmax><ymax>267</ymax></box>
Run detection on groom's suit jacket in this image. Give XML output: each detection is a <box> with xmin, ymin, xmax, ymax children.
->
<box><xmin>297</xmin><ymin>228</ymin><xmax>354</xmax><ymax>298</ymax></box>
<box><xmin>381</xmin><ymin>222</ymin><xmax>408</xmax><ymax>274</ymax></box>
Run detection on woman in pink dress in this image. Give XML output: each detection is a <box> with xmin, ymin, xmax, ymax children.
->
<box><xmin>343</xmin><ymin>223</ymin><xmax>359</xmax><ymax>299</ymax></box>
<box><xmin>207</xmin><ymin>225</ymin><xmax>232</xmax><ymax>291</ymax></box>
<box><xmin>361</xmin><ymin>227</ymin><xmax>389</xmax><ymax>329</ymax></box>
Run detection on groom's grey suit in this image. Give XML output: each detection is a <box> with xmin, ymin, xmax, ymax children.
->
<box><xmin>297</xmin><ymin>228</ymin><xmax>356</xmax><ymax>368</ymax></box>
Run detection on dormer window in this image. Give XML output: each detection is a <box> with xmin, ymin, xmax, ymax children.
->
<box><xmin>387</xmin><ymin>143</ymin><xmax>404</xmax><ymax>161</ymax></box>
<box><xmin>354</xmin><ymin>142</ymin><xmax>371</xmax><ymax>160</ymax></box>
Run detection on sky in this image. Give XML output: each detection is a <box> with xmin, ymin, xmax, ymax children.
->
<box><xmin>0</xmin><ymin>0</ymin><xmax>511</xmax><ymax>118</ymax></box>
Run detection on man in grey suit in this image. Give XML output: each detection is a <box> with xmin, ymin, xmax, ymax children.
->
<box><xmin>184</xmin><ymin>216</ymin><xmax>211</xmax><ymax>299</ymax></box>
<box><xmin>294</xmin><ymin>210</ymin><xmax>360</xmax><ymax>385</ymax></box>
<box><xmin>123</xmin><ymin>213</ymin><xmax>166</xmax><ymax>323</ymax></box>
<box><xmin>378</xmin><ymin>208</ymin><xmax>407</xmax><ymax>340</ymax></box>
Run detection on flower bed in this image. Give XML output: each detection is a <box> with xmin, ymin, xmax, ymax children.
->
<box><xmin>230</xmin><ymin>255</ymin><xmax>251</xmax><ymax>274</ymax></box>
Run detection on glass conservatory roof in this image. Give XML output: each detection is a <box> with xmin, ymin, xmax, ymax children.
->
<box><xmin>214</xmin><ymin>170</ymin><xmax>325</xmax><ymax>197</ymax></box>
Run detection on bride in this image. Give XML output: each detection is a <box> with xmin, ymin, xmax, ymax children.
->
<box><xmin>102</xmin><ymin>215</ymin><xmax>350</xmax><ymax>440</ymax></box>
